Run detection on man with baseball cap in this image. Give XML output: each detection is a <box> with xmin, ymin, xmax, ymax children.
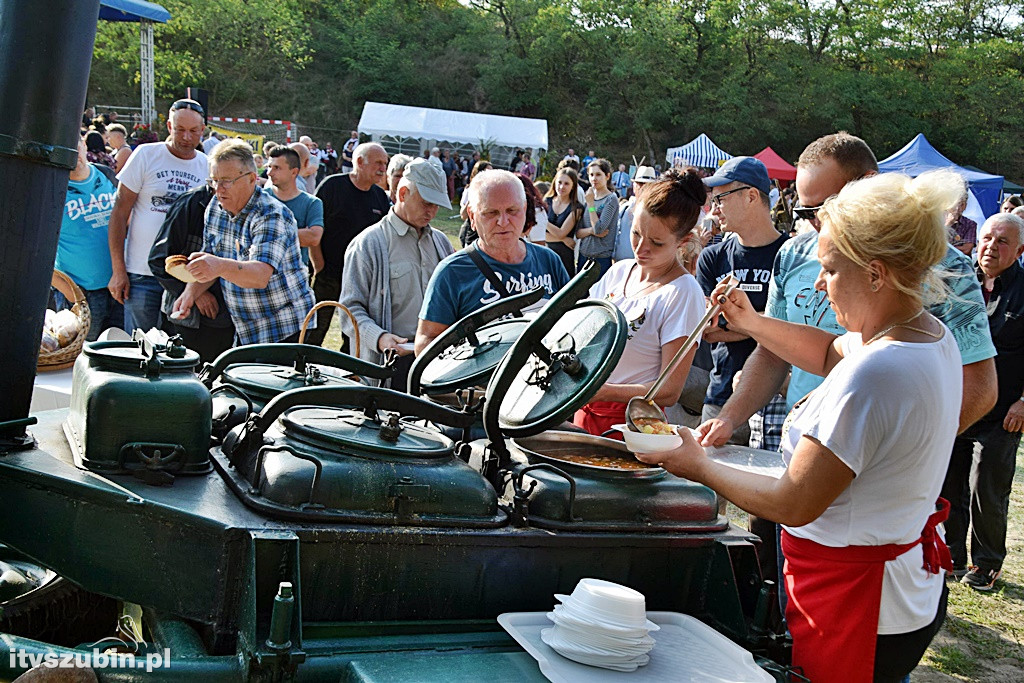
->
<box><xmin>612</xmin><ymin>165</ymin><xmax>659</xmax><ymax>262</ymax></box>
<box><xmin>696</xmin><ymin>157</ymin><xmax>788</xmax><ymax>444</ymax></box>
<box><xmin>339</xmin><ymin>159</ymin><xmax>455</xmax><ymax>391</ymax></box>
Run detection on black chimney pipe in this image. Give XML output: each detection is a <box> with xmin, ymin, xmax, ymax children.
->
<box><xmin>0</xmin><ymin>0</ymin><xmax>100</xmax><ymax>447</ymax></box>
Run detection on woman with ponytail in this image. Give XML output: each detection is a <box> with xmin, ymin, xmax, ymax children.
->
<box><xmin>637</xmin><ymin>170</ymin><xmax>967</xmax><ymax>683</ymax></box>
<box><xmin>573</xmin><ymin>167</ymin><xmax>708</xmax><ymax>436</ymax></box>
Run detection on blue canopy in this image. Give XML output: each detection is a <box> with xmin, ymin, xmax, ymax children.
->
<box><xmin>99</xmin><ymin>0</ymin><xmax>170</xmax><ymax>23</ymax></box>
<box><xmin>878</xmin><ymin>134</ymin><xmax>1003</xmax><ymax>217</ymax></box>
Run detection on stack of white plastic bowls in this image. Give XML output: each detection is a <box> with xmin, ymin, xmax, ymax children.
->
<box><xmin>541</xmin><ymin>578</ymin><xmax>659</xmax><ymax>672</ymax></box>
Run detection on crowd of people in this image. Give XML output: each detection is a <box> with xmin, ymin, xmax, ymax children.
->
<box><xmin>57</xmin><ymin>100</ymin><xmax>1024</xmax><ymax>681</ymax></box>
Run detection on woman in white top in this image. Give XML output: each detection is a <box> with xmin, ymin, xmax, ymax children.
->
<box><xmin>574</xmin><ymin>168</ymin><xmax>708</xmax><ymax>436</ymax></box>
<box><xmin>637</xmin><ymin>170</ymin><xmax>966</xmax><ymax>683</ymax></box>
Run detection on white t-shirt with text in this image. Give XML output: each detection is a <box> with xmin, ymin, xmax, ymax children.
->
<box><xmin>117</xmin><ymin>142</ymin><xmax>208</xmax><ymax>275</ymax></box>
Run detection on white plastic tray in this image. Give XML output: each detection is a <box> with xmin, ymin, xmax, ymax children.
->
<box><xmin>498</xmin><ymin>611</ymin><xmax>773</xmax><ymax>682</ymax></box>
<box><xmin>704</xmin><ymin>444</ymin><xmax>786</xmax><ymax>479</ymax></box>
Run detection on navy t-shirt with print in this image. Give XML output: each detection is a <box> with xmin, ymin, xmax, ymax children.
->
<box><xmin>420</xmin><ymin>242</ymin><xmax>570</xmax><ymax>325</ymax></box>
<box><xmin>696</xmin><ymin>233</ymin><xmax>788</xmax><ymax>406</ymax></box>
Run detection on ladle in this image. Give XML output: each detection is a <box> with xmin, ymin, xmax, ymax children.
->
<box><xmin>625</xmin><ymin>275</ymin><xmax>739</xmax><ymax>432</ymax></box>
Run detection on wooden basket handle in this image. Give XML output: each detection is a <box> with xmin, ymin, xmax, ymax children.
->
<box><xmin>299</xmin><ymin>301</ymin><xmax>360</xmax><ymax>359</ymax></box>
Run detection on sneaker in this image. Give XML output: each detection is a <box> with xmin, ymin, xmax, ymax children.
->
<box><xmin>947</xmin><ymin>566</ymin><xmax>969</xmax><ymax>582</ymax></box>
<box><xmin>961</xmin><ymin>566</ymin><xmax>1001</xmax><ymax>591</ymax></box>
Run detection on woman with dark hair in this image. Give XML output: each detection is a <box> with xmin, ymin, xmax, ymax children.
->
<box><xmin>573</xmin><ymin>167</ymin><xmax>709</xmax><ymax>436</ymax></box>
<box><xmin>575</xmin><ymin>158</ymin><xmax>619</xmax><ymax>275</ymax></box>
<box><xmin>516</xmin><ymin>173</ymin><xmax>548</xmax><ymax>245</ymax></box>
<box><xmin>458</xmin><ymin>159</ymin><xmax>493</xmax><ymax>246</ymax></box>
<box><xmin>1001</xmin><ymin>195</ymin><xmax>1022</xmax><ymax>213</ymax></box>
<box><xmin>544</xmin><ymin>167</ymin><xmax>582</xmax><ymax>276</ymax></box>
<box><xmin>84</xmin><ymin>130</ymin><xmax>115</xmax><ymax>169</ymax></box>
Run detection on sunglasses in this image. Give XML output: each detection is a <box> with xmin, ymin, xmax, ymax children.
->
<box><xmin>170</xmin><ymin>99</ymin><xmax>205</xmax><ymax>117</ymax></box>
<box><xmin>792</xmin><ymin>203</ymin><xmax>824</xmax><ymax>222</ymax></box>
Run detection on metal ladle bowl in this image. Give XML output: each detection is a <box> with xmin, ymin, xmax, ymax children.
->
<box><xmin>625</xmin><ymin>275</ymin><xmax>739</xmax><ymax>432</ymax></box>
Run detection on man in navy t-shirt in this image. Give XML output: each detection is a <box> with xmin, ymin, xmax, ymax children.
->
<box><xmin>696</xmin><ymin>157</ymin><xmax>788</xmax><ymax>445</ymax></box>
<box><xmin>416</xmin><ymin>170</ymin><xmax>569</xmax><ymax>353</ymax></box>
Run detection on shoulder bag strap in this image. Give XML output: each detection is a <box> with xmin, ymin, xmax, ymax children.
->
<box><xmin>466</xmin><ymin>242</ymin><xmax>523</xmax><ymax>317</ymax></box>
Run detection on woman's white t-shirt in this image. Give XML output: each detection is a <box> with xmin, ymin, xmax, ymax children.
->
<box><xmin>530</xmin><ymin>206</ymin><xmax>549</xmax><ymax>243</ymax></box>
<box><xmin>590</xmin><ymin>260</ymin><xmax>705</xmax><ymax>386</ymax></box>
<box><xmin>781</xmin><ymin>329</ymin><xmax>961</xmax><ymax>634</ymax></box>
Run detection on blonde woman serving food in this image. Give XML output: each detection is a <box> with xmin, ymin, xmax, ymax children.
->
<box><xmin>574</xmin><ymin>168</ymin><xmax>707</xmax><ymax>436</ymax></box>
<box><xmin>637</xmin><ymin>170</ymin><xmax>965</xmax><ymax>683</ymax></box>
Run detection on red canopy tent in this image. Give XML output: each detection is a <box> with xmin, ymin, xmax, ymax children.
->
<box><xmin>753</xmin><ymin>147</ymin><xmax>796</xmax><ymax>181</ymax></box>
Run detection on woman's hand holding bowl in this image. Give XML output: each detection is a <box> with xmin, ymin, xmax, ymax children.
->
<box><xmin>634</xmin><ymin>427</ymin><xmax>707</xmax><ymax>479</ymax></box>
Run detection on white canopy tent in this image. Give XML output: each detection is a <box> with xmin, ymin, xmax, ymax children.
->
<box><xmin>357</xmin><ymin>101</ymin><xmax>548</xmax><ymax>169</ymax></box>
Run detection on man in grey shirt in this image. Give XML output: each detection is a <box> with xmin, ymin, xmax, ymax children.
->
<box><xmin>339</xmin><ymin>159</ymin><xmax>454</xmax><ymax>391</ymax></box>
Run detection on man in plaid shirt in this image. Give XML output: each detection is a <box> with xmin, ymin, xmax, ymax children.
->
<box><xmin>171</xmin><ymin>139</ymin><xmax>314</xmax><ymax>345</ymax></box>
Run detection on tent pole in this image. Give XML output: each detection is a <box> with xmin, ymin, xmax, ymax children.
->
<box><xmin>140</xmin><ymin>19</ymin><xmax>155</xmax><ymax>125</ymax></box>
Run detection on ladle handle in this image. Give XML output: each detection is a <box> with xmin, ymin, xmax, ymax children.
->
<box><xmin>642</xmin><ymin>276</ymin><xmax>738</xmax><ymax>402</ymax></box>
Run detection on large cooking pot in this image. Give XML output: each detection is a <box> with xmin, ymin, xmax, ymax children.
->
<box><xmin>217</xmin><ymin>385</ymin><xmax>502</xmax><ymax>527</ymax></box>
<box><xmin>64</xmin><ymin>333</ymin><xmax>211</xmax><ymax>482</ymax></box>
<box><xmin>200</xmin><ymin>343</ymin><xmax>395</xmax><ymax>440</ymax></box>
<box><xmin>473</xmin><ymin>263</ymin><xmax>722</xmax><ymax>532</ymax></box>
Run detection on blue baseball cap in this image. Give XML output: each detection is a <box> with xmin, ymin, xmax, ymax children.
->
<box><xmin>703</xmin><ymin>156</ymin><xmax>771</xmax><ymax>196</ymax></box>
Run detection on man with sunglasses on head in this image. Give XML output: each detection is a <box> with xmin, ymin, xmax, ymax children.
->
<box><xmin>108</xmin><ymin>98</ymin><xmax>209</xmax><ymax>333</ymax></box>
<box><xmin>171</xmin><ymin>139</ymin><xmax>314</xmax><ymax>346</ymax></box>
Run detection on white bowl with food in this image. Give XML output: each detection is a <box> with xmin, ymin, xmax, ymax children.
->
<box><xmin>612</xmin><ymin>423</ymin><xmax>682</xmax><ymax>454</ymax></box>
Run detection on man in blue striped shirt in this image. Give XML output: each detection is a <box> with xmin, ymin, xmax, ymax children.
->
<box><xmin>171</xmin><ymin>138</ymin><xmax>314</xmax><ymax>346</ymax></box>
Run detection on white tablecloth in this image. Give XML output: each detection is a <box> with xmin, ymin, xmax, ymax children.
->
<box><xmin>31</xmin><ymin>368</ymin><xmax>74</xmax><ymax>412</ymax></box>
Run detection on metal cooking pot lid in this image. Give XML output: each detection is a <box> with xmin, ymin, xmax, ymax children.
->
<box><xmin>483</xmin><ymin>299</ymin><xmax>627</xmax><ymax>440</ymax></box>
<box><xmin>222</xmin><ymin>363</ymin><xmax>358</xmax><ymax>401</ymax></box>
<box><xmin>417</xmin><ymin>318</ymin><xmax>528</xmax><ymax>394</ymax></box>
<box><xmin>83</xmin><ymin>340</ymin><xmax>200</xmax><ymax>371</ymax></box>
<box><xmin>279</xmin><ymin>406</ymin><xmax>453</xmax><ymax>457</ymax></box>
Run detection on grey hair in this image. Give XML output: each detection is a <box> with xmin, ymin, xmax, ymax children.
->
<box><xmin>208</xmin><ymin>138</ymin><xmax>257</xmax><ymax>173</ymax></box>
<box><xmin>430</xmin><ymin>147</ymin><xmax>440</xmax><ymax>155</ymax></box>
<box><xmin>354</xmin><ymin>142</ymin><xmax>386</xmax><ymax>163</ymax></box>
<box><xmin>469</xmin><ymin>169</ymin><xmax>526</xmax><ymax>211</ymax></box>
<box><xmin>982</xmin><ymin>212</ymin><xmax>1024</xmax><ymax>245</ymax></box>
<box><xmin>387</xmin><ymin>153</ymin><xmax>414</xmax><ymax>177</ymax></box>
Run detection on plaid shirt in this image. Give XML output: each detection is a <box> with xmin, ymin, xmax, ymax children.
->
<box><xmin>748</xmin><ymin>392</ymin><xmax>787</xmax><ymax>452</ymax></box>
<box><xmin>204</xmin><ymin>185</ymin><xmax>314</xmax><ymax>345</ymax></box>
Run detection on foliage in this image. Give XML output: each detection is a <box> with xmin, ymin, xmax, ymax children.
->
<box><xmin>88</xmin><ymin>0</ymin><xmax>1024</xmax><ymax>181</ymax></box>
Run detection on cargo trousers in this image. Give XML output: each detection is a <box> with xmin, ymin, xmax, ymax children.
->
<box><xmin>941</xmin><ymin>418</ymin><xmax>1022</xmax><ymax>572</ymax></box>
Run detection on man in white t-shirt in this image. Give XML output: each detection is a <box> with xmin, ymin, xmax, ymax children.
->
<box><xmin>108</xmin><ymin>99</ymin><xmax>209</xmax><ymax>332</ymax></box>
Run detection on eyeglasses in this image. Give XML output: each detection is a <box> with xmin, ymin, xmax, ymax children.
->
<box><xmin>208</xmin><ymin>171</ymin><xmax>253</xmax><ymax>189</ymax></box>
<box><xmin>170</xmin><ymin>99</ymin><xmax>205</xmax><ymax>117</ymax></box>
<box><xmin>792</xmin><ymin>203</ymin><xmax>824</xmax><ymax>222</ymax></box>
<box><xmin>710</xmin><ymin>186</ymin><xmax>752</xmax><ymax>208</ymax></box>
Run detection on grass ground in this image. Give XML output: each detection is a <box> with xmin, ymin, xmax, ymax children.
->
<box><xmin>912</xmin><ymin>454</ymin><xmax>1024</xmax><ymax>682</ymax></box>
<box><xmin>321</xmin><ymin>216</ymin><xmax>1024</xmax><ymax>681</ymax></box>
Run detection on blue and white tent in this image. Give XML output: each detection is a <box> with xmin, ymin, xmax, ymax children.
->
<box><xmin>666</xmin><ymin>133</ymin><xmax>733</xmax><ymax>168</ymax></box>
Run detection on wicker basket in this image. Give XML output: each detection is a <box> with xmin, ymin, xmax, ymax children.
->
<box><xmin>37</xmin><ymin>270</ymin><xmax>91</xmax><ymax>372</ymax></box>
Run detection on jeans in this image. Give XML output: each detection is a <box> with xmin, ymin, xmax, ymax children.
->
<box><xmin>124</xmin><ymin>273</ymin><xmax>165</xmax><ymax>334</ymax></box>
<box><xmin>53</xmin><ymin>287</ymin><xmax>125</xmax><ymax>342</ymax></box>
<box><xmin>940</xmin><ymin>419</ymin><xmax>1021</xmax><ymax>571</ymax></box>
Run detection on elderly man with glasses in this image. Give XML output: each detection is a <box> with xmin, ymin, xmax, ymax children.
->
<box><xmin>108</xmin><ymin>98</ymin><xmax>209</xmax><ymax>333</ymax></box>
<box><xmin>171</xmin><ymin>138</ymin><xmax>314</xmax><ymax>346</ymax></box>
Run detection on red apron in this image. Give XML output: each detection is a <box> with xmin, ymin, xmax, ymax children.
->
<box><xmin>574</xmin><ymin>401</ymin><xmax>628</xmax><ymax>439</ymax></box>
<box><xmin>782</xmin><ymin>498</ymin><xmax>952</xmax><ymax>683</ymax></box>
